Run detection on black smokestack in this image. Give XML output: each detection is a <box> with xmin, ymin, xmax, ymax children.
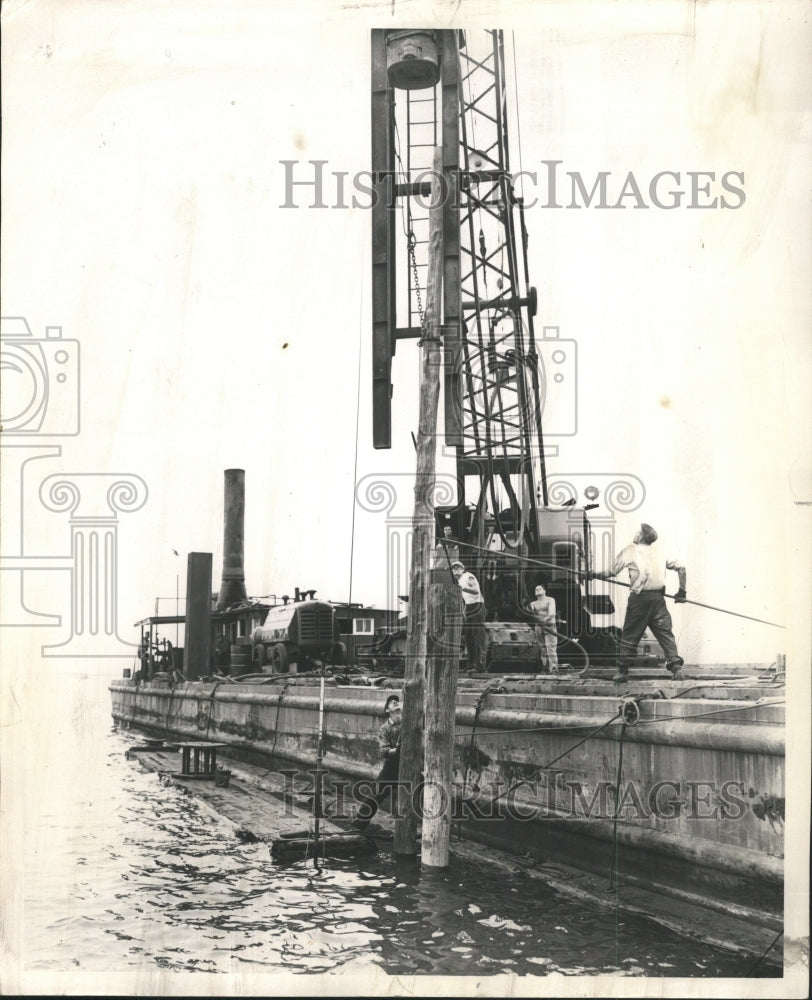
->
<box><xmin>216</xmin><ymin>468</ymin><xmax>247</xmax><ymax>609</ymax></box>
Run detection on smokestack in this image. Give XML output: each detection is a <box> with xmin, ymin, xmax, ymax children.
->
<box><xmin>217</xmin><ymin>468</ymin><xmax>247</xmax><ymax>609</ymax></box>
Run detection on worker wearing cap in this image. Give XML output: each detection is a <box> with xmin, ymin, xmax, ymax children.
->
<box><xmin>352</xmin><ymin>694</ymin><xmax>402</xmax><ymax>830</ymax></box>
<box><xmin>451</xmin><ymin>561</ymin><xmax>487</xmax><ymax>672</ymax></box>
<box><xmin>432</xmin><ymin>524</ymin><xmax>460</xmax><ymax>571</ymax></box>
<box><xmin>529</xmin><ymin>583</ymin><xmax>559</xmax><ymax>674</ymax></box>
<box><xmin>592</xmin><ymin>523</ymin><xmax>686</xmax><ymax>681</ymax></box>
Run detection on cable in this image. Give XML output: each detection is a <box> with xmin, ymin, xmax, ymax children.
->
<box><xmin>608</xmin><ymin>723</ymin><xmax>627</xmax><ymax>891</ymax></box>
<box><xmin>162</xmin><ymin>680</ymin><xmax>191</xmax><ymax>737</ymax></box>
<box><xmin>634</xmin><ymin>700</ymin><xmax>785</xmax><ymax>725</ymax></box>
<box><xmin>511</xmin><ymin>31</ymin><xmax>525</xmax><ymax>201</ymax></box>
<box><xmin>262</xmin><ymin>680</ymin><xmax>292</xmax><ymax>777</ymax></box>
<box><xmin>203</xmin><ymin>681</ymin><xmax>223</xmax><ymax>740</ymax></box>
<box><xmin>487</xmin><ymin>709</ymin><xmax>622</xmax><ymax>806</ymax></box>
<box><xmin>451</xmin><ymin>534</ymin><xmax>785</xmax><ymax>629</ymax></box>
<box><xmin>461</xmin><ymin>682</ymin><xmax>499</xmax><ymax>802</ymax></box>
<box><xmin>347</xmin><ymin>263</ymin><xmax>364</xmax><ymax>611</ymax></box>
<box><xmin>744</xmin><ymin>929</ymin><xmax>783</xmax><ymax>976</ymax></box>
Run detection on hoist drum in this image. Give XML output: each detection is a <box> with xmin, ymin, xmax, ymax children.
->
<box><xmin>386</xmin><ymin>31</ymin><xmax>440</xmax><ymax>90</ymax></box>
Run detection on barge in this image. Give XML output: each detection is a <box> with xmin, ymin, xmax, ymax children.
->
<box><xmin>111</xmin><ymin>27</ymin><xmax>786</xmax><ymax>966</ymax></box>
<box><xmin>111</xmin><ymin>665</ymin><xmax>784</xmax><ymax>959</ymax></box>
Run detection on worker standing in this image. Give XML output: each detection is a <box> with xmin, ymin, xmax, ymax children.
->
<box><xmin>432</xmin><ymin>524</ymin><xmax>460</xmax><ymax>571</ymax></box>
<box><xmin>352</xmin><ymin>694</ymin><xmax>403</xmax><ymax>830</ymax></box>
<box><xmin>529</xmin><ymin>583</ymin><xmax>559</xmax><ymax>674</ymax></box>
<box><xmin>592</xmin><ymin>522</ymin><xmax>686</xmax><ymax>682</ymax></box>
<box><xmin>451</xmin><ymin>561</ymin><xmax>486</xmax><ymax>672</ymax></box>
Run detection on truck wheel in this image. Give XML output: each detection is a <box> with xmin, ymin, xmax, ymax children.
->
<box><xmin>272</xmin><ymin>644</ymin><xmax>289</xmax><ymax>673</ymax></box>
<box><xmin>253</xmin><ymin>644</ymin><xmax>266</xmax><ymax>668</ymax></box>
<box><xmin>331</xmin><ymin>641</ymin><xmax>347</xmax><ymax>666</ymax></box>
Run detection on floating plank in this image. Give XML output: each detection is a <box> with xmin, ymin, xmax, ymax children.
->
<box><xmin>270</xmin><ymin>832</ymin><xmax>377</xmax><ymax>863</ymax></box>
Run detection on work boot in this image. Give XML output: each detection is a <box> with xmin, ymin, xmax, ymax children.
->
<box><xmin>612</xmin><ymin>668</ymin><xmax>629</xmax><ymax>684</ymax></box>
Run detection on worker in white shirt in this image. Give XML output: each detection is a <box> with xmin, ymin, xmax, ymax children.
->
<box><xmin>529</xmin><ymin>583</ymin><xmax>559</xmax><ymax>674</ymax></box>
<box><xmin>451</xmin><ymin>561</ymin><xmax>486</xmax><ymax>672</ymax></box>
<box><xmin>592</xmin><ymin>522</ymin><xmax>686</xmax><ymax>682</ymax></box>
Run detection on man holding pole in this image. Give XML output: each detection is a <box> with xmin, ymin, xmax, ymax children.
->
<box><xmin>529</xmin><ymin>583</ymin><xmax>559</xmax><ymax>674</ymax></box>
<box><xmin>591</xmin><ymin>522</ymin><xmax>687</xmax><ymax>682</ymax></box>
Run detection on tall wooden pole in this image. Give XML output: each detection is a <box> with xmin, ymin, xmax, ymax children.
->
<box><xmin>393</xmin><ymin>148</ymin><xmax>445</xmax><ymax>856</ymax></box>
<box><xmin>422</xmin><ymin>568</ymin><xmax>462</xmax><ymax>867</ymax></box>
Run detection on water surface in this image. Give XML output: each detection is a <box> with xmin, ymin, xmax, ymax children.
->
<box><xmin>19</xmin><ymin>673</ymin><xmax>776</xmax><ymax>981</ymax></box>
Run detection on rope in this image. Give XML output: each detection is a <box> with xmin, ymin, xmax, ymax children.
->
<box><xmin>263</xmin><ymin>680</ymin><xmax>292</xmax><ymax>777</ymax></box>
<box><xmin>449</xmin><ymin>535</ymin><xmax>785</xmax><ymax>630</ymax></box>
<box><xmin>607</xmin><ymin>722</ymin><xmax>628</xmax><ymax>891</ymax></box>
<box><xmin>488</xmin><ymin>709</ymin><xmax>622</xmax><ymax>806</ymax></box>
<box><xmin>204</xmin><ymin>681</ymin><xmax>223</xmax><ymax>740</ymax></box>
<box><xmin>461</xmin><ymin>682</ymin><xmax>499</xmax><ymax>801</ymax></box>
<box><xmin>347</xmin><ymin>271</ymin><xmax>364</xmax><ymax>610</ymax></box>
<box><xmin>161</xmin><ymin>680</ymin><xmax>191</xmax><ymax>737</ymax></box>
<box><xmin>744</xmin><ymin>929</ymin><xmax>783</xmax><ymax>975</ymax></box>
<box><xmin>511</xmin><ymin>31</ymin><xmax>525</xmax><ymax>201</ymax></box>
<box><xmin>633</xmin><ymin>699</ymin><xmax>785</xmax><ymax>724</ymax></box>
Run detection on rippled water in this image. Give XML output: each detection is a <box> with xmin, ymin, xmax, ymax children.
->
<box><xmin>18</xmin><ymin>672</ymin><xmax>774</xmax><ymax>981</ymax></box>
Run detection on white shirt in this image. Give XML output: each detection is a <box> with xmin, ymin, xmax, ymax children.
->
<box><xmin>457</xmin><ymin>571</ymin><xmax>483</xmax><ymax>605</ymax></box>
<box><xmin>610</xmin><ymin>543</ymin><xmax>684</xmax><ymax>594</ymax></box>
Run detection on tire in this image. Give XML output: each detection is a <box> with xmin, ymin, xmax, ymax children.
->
<box><xmin>253</xmin><ymin>644</ymin><xmax>266</xmax><ymax>668</ymax></box>
<box><xmin>331</xmin><ymin>641</ymin><xmax>347</xmax><ymax>666</ymax></box>
<box><xmin>271</xmin><ymin>643</ymin><xmax>289</xmax><ymax>673</ymax></box>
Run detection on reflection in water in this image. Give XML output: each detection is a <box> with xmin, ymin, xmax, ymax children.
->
<box><xmin>21</xmin><ymin>682</ymin><xmax>773</xmax><ymax>979</ymax></box>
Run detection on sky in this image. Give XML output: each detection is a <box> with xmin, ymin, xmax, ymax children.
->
<box><xmin>1</xmin><ymin>1</ymin><xmax>810</xmax><ymax>994</ymax></box>
<box><xmin>2</xmin><ymin>0</ymin><xmax>809</xmax><ymax>670</ymax></box>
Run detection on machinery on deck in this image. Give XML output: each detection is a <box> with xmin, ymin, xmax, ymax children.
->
<box><xmin>250</xmin><ymin>598</ymin><xmax>345</xmax><ymax>672</ymax></box>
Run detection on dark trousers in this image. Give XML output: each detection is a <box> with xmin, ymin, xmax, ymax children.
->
<box><xmin>619</xmin><ymin>590</ymin><xmax>681</xmax><ymax>669</ymax></box>
<box><xmin>354</xmin><ymin>753</ymin><xmax>400</xmax><ymax>828</ymax></box>
<box><xmin>463</xmin><ymin>602</ymin><xmax>487</xmax><ymax>670</ymax></box>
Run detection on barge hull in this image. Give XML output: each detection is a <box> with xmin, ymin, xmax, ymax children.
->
<box><xmin>110</xmin><ymin>676</ymin><xmax>784</xmax><ymax>931</ymax></box>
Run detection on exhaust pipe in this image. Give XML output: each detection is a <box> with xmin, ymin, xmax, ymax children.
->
<box><xmin>216</xmin><ymin>468</ymin><xmax>248</xmax><ymax>609</ymax></box>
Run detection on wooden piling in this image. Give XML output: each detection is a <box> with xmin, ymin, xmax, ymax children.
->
<box><xmin>393</xmin><ymin>147</ymin><xmax>445</xmax><ymax>857</ymax></box>
<box><xmin>422</xmin><ymin>571</ymin><xmax>463</xmax><ymax>868</ymax></box>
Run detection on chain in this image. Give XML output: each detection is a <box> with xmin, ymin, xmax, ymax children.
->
<box><xmin>408</xmin><ymin>230</ymin><xmax>425</xmax><ymax>332</ymax></box>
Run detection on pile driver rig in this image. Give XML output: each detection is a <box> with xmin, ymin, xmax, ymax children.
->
<box><xmin>371</xmin><ymin>29</ymin><xmax>619</xmax><ymax>670</ymax></box>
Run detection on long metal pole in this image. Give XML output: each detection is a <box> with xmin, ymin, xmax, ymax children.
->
<box><xmin>313</xmin><ymin>671</ymin><xmax>325</xmax><ymax>867</ymax></box>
